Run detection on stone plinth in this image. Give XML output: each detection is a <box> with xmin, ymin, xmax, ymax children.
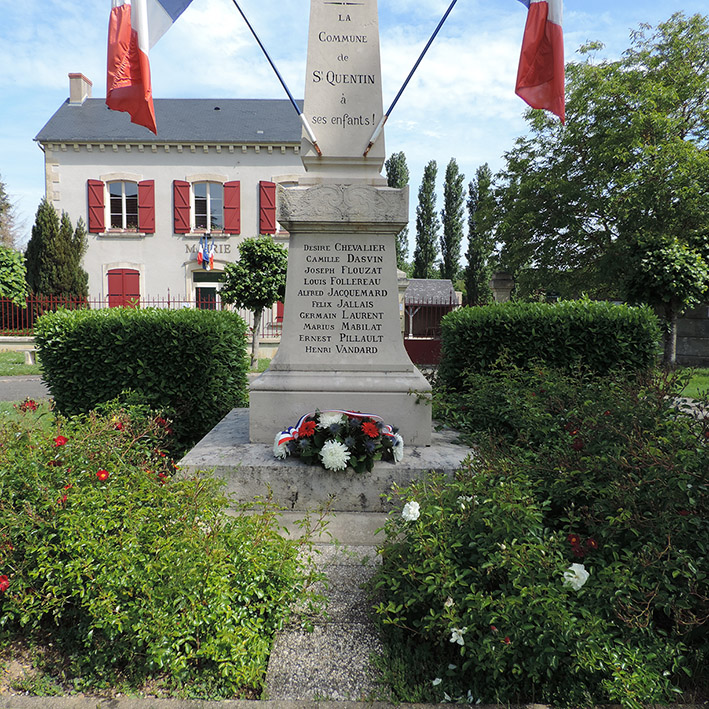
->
<box><xmin>180</xmin><ymin>409</ymin><xmax>469</xmax><ymax>512</ymax></box>
<box><xmin>249</xmin><ymin>182</ymin><xmax>432</xmax><ymax>445</ymax></box>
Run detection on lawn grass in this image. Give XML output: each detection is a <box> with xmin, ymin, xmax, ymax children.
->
<box><xmin>0</xmin><ymin>399</ymin><xmax>54</xmax><ymax>432</ymax></box>
<box><xmin>678</xmin><ymin>367</ymin><xmax>709</xmax><ymax>399</ymax></box>
<box><xmin>0</xmin><ymin>349</ymin><xmax>42</xmax><ymax>376</ymax></box>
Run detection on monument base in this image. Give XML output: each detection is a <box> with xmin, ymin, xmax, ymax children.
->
<box><xmin>178</xmin><ymin>409</ymin><xmax>469</xmax><ymax>512</ymax></box>
<box><xmin>249</xmin><ymin>367</ymin><xmax>431</xmax><ymax>446</ymax></box>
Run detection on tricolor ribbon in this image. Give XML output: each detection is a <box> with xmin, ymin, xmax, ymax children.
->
<box><xmin>276</xmin><ymin>410</ymin><xmax>396</xmax><ymax>445</ymax></box>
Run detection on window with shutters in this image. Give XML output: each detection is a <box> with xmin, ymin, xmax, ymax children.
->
<box><xmin>194</xmin><ymin>182</ymin><xmax>224</xmax><ymax>230</ymax></box>
<box><xmin>108</xmin><ymin>181</ymin><xmax>138</xmax><ymax>229</ymax></box>
<box><xmin>87</xmin><ymin>179</ymin><xmax>154</xmax><ymax>234</ymax></box>
<box><xmin>173</xmin><ymin>180</ymin><xmax>240</xmax><ymax>235</ymax></box>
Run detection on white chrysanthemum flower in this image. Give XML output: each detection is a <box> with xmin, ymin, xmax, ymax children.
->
<box><xmin>563</xmin><ymin>563</ymin><xmax>590</xmax><ymax>591</ymax></box>
<box><xmin>318</xmin><ymin>411</ymin><xmax>345</xmax><ymax>429</ymax></box>
<box><xmin>401</xmin><ymin>500</ymin><xmax>420</xmax><ymax>521</ymax></box>
<box><xmin>273</xmin><ymin>434</ymin><xmax>289</xmax><ymax>460</ymax></box>
<box><xmin>450</xmin><ymin>627</ymin><xmax>467</xmax><ymax>645</ymax></box>
<box><xmin>319</xmin><ymin>440</ymin><xmax>351</xmax><ymax>470</ymax></box>
<box><xmin>392</xmin><ymin>433</ymin><xmax>404</xmax><ymax>462</ymax></box>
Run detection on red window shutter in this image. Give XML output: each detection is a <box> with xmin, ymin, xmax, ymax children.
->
<box><xmin>276</xmin><ymin>300</ymin><xmax>284</xmax><ymax>323</ymax></box>
<box><xmin>173</xmin><ymin>180</ymin><xmax>190</xmax><ymax>234</ymax></box>
<box><xmin>87</xmin><ymin>179</ymin><xmax>105</xmax><ymax>233</ymax></box>
<box><xmin>223</xmin><ymin>181</ymin><xmax>241</xmax><ymax>234</ymax></box>
<box><xmin>138</xmin><ymin>180</ymin><xmax>155</xmax><ymax>233</ymax></box>
<box><xmin>107</xmin><ymin>268</ymin><xmax>140</xmax><ymax>308</ymax></box>
<box><xmin>259</xmin><ymin>181</ymin><xmax>276</xmax><ymax>234</ymax></box>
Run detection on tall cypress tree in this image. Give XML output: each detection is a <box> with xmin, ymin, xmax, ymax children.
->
<box><xmin>464</xmin><ymin>163</ymin><xmax>496</xmax><ymax>305</ymax></box>
<box><xmin>25</xmin><ymin>199</ymin><xmax>88</xmax><ymax>298</ymax></box>
<box><xmin>412</xmin><ymin>161</ymin><xmax>440</xmax><ymax>279</ymax></box>
<box><xmin>439</xmin><ymin>158</ymin><xmax>465</xmax><ymax>281</ymax></box>
<box><xmin>385</xmin><ymin>151</ymin><xmax>410</xmax><ymax>271</ymax></box>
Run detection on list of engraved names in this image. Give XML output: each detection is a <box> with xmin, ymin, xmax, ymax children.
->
<box><xmin>297</xmin><ymin>239</ymin><xmax>389</xmax><ymax>356</ymax></box>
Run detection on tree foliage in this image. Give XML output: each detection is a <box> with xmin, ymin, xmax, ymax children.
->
<box><xmin>496</xmin><ymin>13</ymin><xmax>709</xmax><ymax>362</ymax></box>
<box><xmin>439</xmin><ymin>158</ymin><xmax>465</xmax><ymax>281</ymax></box>
<box><xmin>220</xmin><ymin>235</ymin><xmax>288</xmax><ymax>366</ymax></box>
<box><xmin>0</xmin><ymin>246</ymin><xmax>28</xmax><ymax>306</ymax></box>
<box><xmin>0</xmin><ymin>175</ymin><xmax>21</xmax><ymax>248</ymax></box>
<box><xmin>385</xmin><ymin>151</ymin><xmax>410</xmax><ymax>270</ymax></box>
<box><xmin>25</xmin><ymin>199</ymin><xmax>89</xmax><ymax>298</ymax></box>
<box><xmin>464</xmin><ymin>163</ymin><xmax>496</xmax><ymax>305</ymax></box>
<box><xmin>412</xmin><ymin>161</ymin><xmax>440</xmax><ymax>279</ymax></box>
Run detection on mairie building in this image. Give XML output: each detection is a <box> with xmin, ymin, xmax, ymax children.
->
<box><xmin>34</xmin><ymin>73</ymin><xmax>305</xmax><ymax>311</ymax></box>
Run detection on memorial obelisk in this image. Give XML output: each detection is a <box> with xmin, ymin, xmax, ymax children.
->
<box><xmin>249</xmin><ymin>0</ymin><xmax>432</xmax><ymax>445</ymax></box>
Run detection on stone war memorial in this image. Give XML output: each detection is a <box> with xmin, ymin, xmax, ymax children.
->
<box><xmin>181</xmin><ymin>0</ymin><xmax>467</xmax><ymax>510</ymax></box>
<box><xmin>249</xmin><ymin>0</ymin><xmax>432</xmax><ymax>445</ymax></box>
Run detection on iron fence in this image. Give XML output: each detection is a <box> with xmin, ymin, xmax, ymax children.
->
<box><xmin>0</xmin><ymin>295</ymin><xmax>283</xmax><ymax>339</ymax></box>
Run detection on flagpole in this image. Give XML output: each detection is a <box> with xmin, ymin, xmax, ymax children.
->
<box><xmin>229</xmin><ymin>0</ymin><xmax>322</xmax><ymax>156</ymax></box>
<box><xmin>363</xmin><ymin>0</ymin><xmax>459</xmax><ymax>157</ymax></box>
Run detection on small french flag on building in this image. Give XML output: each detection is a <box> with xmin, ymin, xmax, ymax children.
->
<box><xmin>515</xmin><ymin>0</ymin><xmax>565</xmax><ymax>124</ymax></box>
<box><xmin>106</xmin><ymin>0</ymin><xmax>193</xmax><ymax>134</ymax></box>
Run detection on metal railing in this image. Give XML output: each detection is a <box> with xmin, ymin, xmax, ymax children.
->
<box><xmin>0</xmin><ymin>295</ymin><xmax>283</xmax><ymax>339</ymax></box>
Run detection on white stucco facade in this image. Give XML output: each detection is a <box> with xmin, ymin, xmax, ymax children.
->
<box><xmin>35</xmin><ymin>74</ymin><xmax>306</xmax><ymax>307</ymax></box>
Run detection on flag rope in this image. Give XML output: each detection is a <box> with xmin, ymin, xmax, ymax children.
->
<box><xmin>229</xmin><ymin>0</ymin><xmax>323</xmax><ymax>156</ymax></box>
<box><xmin>363</xmin><ymin>0</ymin><xmax>460</xmax><ymax>156</ymax></box>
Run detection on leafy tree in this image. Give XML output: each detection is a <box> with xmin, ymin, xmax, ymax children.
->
<box><xmin>0</xmin><ymin>176</ymin><xmax>21</xmax><ymax>248</ymax></box>
<box><xmin>0</xmin><ymin>246</ymin><xmax>28</xmax><ymax>306</ymax></box>
<box><xmin>25</xmin><ymin>199</ymin><xmax>89</xmax><ymax>298</ymax></box>
<box><xmin>439</xmin><ymin>158</ymin><xmax>465</xmax><ymax>281</ymax></box>
<box><xmin>496</xmin><ymin>13</ymin><xmax>709</xmax><ymax>364</ymax></box>
<box><xmin>220</xmin><ymin>235</ymin><xmax>288</xmax><ymax>367</ymax></box>
<box><xmin>464</xmin><ymin>164</ymin><xmax>496</xmax><ymax>306</ymax></box>
<box><xmin>412</xmin><ymin>160</ymin><xmax>440</xmax><ymax>279</ymax></box>
<box><xmin>385</xmin><ymin>151</ymin><xmax>410</xmax><ymax>270</ymax></box>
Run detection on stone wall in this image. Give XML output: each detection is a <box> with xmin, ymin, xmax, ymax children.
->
<box><xmin>677</xmin><ymin>302</ymin><xmax>709</xmax><ymax>367</ymax></box>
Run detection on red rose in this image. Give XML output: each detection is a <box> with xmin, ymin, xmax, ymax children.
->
<box><xmin>490</xmin><ymin>625</ymin><xmax>498</xmax><ymax>633</ymax></box>
<box><xmin>503</xmin><ymin>636</ymin><xmax>511</xmax><ymax>645</ymax></box>
<box><xmin>567</xmin><ymin>533</ymin><xmax>581</xmax><ymax>546</ymax></box>
<box><xmin>53</xmin><ymin>435</ymin><xmax>68</xmax><ymax>447</ymax></box>
<box><xmin>361</xmin><ymin>421</ymin><xmax>379</xmax><ymax>438</ymax></box>
<box><xmin>0</xmin><ymin>575</ymin><xmax>9</xmax><ymax>593</ymax></box>
<box><xmin>586</xmin><ymin>538</ymin><xmax>599</xmax><ymax>550</ymax></box>
<box><xmin>96</xmin><ymin>469</ymin><xmax>109</xmax><ymax>481</ymax></box>
<box><xmin>298</xmin><ymin>420</ymin><xmax>317</xmax><ymax>438</ymax></box>
<box><xmin>571</xmin><ymin>544</ymin><xmax>586</xmax><ymax>558</ymax></box>
<box><xmin>114</xmin><ymin>422</ymin><xmax>124</xmax><ymax>431</ymax></box>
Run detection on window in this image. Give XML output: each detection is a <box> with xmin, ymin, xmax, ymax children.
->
<box><xmin>173</xmin><ymin>180</ymin><xmax>240</xmax><ymax>235</ymax></box>
<box><xmin>194</xmin><ymin>182</ymin><xmax>224</xmax><ymax>230</ymax></box>
<box><xmin>109</xmin><ymin>181</ymin><xmax>138</xmax><ymax>229</ymax></box>
<box><xmin>87</xmin><ymin>179</ymin><xmax>154</xmax><ymax>234</ymax></box>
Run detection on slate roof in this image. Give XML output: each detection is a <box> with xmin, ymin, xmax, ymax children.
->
<box><xmin>404</xmin><ymin>278</ymin><xmax>459</xmax><ymax>304</ymax></box>
<box><xmin>35</xmin><ymin>98</ymin><xmax>303</xmax><ymax>144</ymax></box>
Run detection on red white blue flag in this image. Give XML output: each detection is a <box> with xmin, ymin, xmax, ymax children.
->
<box><xmin>515</xmin><ymin>0</ymin><xmax>565</xmax><ymax>123</ymax></box>
<box><xmin>106</xmin><ymin>0</ymin><xmax>193</xmax><ymax>133</ymax></box>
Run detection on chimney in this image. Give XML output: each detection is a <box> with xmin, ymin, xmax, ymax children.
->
<box><xmin>68</xmin><ymin>73</ymin><xmax>92</xmax><ymax>105</ymax></box>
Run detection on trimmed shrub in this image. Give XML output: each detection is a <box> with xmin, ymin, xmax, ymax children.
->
<box><xmin>0</xmin><ymin>399</ymin><xmax>321</xmax><ymax>696</ymax></box>
<box><xmin>34</xmin><ymin>307</ymin><xmax>249</xmax><ymax>450</ymax></box>
<box><xmin>438</xmin><ymin>300</ymin><xmax>661</xmax><ymax>390</ymax></box>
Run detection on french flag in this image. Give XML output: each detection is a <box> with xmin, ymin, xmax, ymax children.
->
<box><xmin>515</xmin><ymin>0</ymin><xmax>565</xmax><ymax>124</ymax></box>
<box><xmin>106</xmin><ymin>0</ymin><xmax>193</xmax><ymax>134</ymax></box>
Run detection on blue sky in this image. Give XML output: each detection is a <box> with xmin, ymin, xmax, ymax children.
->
<box><xmin>1</xmin><ymin>0</ymin><xmax>707</xmax><ymax>247</ymax></box>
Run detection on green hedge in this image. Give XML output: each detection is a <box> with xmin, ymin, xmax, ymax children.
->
<box><xmin>34</xmin><ymin>307</ymin><xmax>249</xmax><ymax>449</ymax></box>
<box><xmin>438</xmin><ymin>300</ymin><xmax>661</xmax><ymax>389</ymax></box>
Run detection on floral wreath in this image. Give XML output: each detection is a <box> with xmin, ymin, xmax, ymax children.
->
<box><xmin>273</xmin><ymin>410</ymin><xmax>404</xmax><ymax>473</ymax></box>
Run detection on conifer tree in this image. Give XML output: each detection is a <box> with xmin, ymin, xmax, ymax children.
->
<box><xmin>25</xmin><ymin>199</ymin><xmax>89</xmax><ymax>298</ymax></box>
<box><xmin>412</xmin><ymin>161</ymin><xmax>439</xmax><ymax>279</ymax></box>
<box><xmin>464</xmin><ymin>163</ymin><xmax>496</xmax><ymax>305</ymax></box>
<box><xmin>439</xmin><ymin>158</ymin><xmax>465</xmax><ymax>281</ymax></box>
<box><xmin>385</xmin><ymin>151</ymin><xmax>410</xmax><ymax>270</ymax></box>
